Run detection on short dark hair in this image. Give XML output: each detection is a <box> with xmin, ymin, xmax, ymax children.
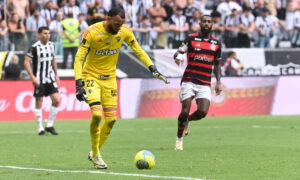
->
<box><xmin>200</xmin><ymin>14</ymin><xmax>212</xmax><ymax>21</ymax></box>
<box><xmin>211</xmin><ymin>11</ymin><xmax>221</xmax><ymax>18</ymax></box>
<box><xmin>38</xmin><ymin>26</ymin><xmax>50</xmax><ymax>33</ymax></box>
<box><xmin>228</xmin><ymin>51</ymin><xmax>236</xmax><ymax>57</ymax></box>
<box><xmin>107</xmin><ymin>7</ymin><xmax>125</xmax><ymax>19</ymax></box>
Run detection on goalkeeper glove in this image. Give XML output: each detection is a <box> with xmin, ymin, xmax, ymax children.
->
<box><xmin>149</xmin><ymin>65</ymin><xmax>170</xmax><ymax>84</ymax></box>
<box><xmin>75</xmin><ymin>79</ymin><xmax>88</xmax><ymax>101</ymax></box>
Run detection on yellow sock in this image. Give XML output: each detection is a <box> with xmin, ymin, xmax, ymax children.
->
<box><xmin>90</xmin><ymin>106</ymin><xmax>102</xmax><ymax>157</ymax></box>
<box><xmin>98</xmin><ymin>111</ymin><xmax>116</xmax><ymax>150</ymax></box>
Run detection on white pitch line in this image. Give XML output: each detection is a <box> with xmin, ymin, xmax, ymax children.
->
<box><xmin>0</xmin><ymin>165</ymin><xmax>204</xmax><ymax>180</ymax></box>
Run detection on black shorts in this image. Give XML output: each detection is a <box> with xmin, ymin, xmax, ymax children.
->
<box><xmin>33</xmin><ymin>83</ymin><xmax>59</xmax><ymax>97</ymax></box>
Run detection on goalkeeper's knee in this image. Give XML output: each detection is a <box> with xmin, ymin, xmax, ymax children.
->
<box><xmin>104</xmin><ymin>111</ymin><xmax>117</xmax><ymax>128</ymax></box>
<box><xmin>91</xmin><ymin>105</ymin><xmax>102</xmax><ymax>123</ymax></box>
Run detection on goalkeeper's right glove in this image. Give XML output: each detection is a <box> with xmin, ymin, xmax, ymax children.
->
<box><xmin>75</xmin><ymin>79</ymin><xmax>87</xmax><ymax>101</ymax></box>
<box><xmin>149</xmin><ymin>65</ymin><xmax>170</xmax><ymax>84</ymax></box>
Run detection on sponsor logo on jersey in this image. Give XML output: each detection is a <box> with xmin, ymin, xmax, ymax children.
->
<box><xmin>98</xmin><ymin>39</ymin><xmax>102</xmax><ymax>42</ymax></box>
<box><xmin>195</xmin><ymin>38</ymin><xmax>202</xmax><ymax>41</ymax></box>
<box><xmin>95</xmin><ymin>48</ymin><xmax>119</xmax><ymax>56</ymax></box>
<box><xmin>96</xmin><ymin>33</ymin><xmax>106</xmax><ymax>35</ymax></box>
<box><xmin>194</xmin><ymin>54</ymin><xmax>213</xmax><ymax>62</ymax></box>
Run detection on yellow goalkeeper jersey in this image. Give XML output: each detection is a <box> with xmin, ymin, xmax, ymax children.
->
<box><xmin>74</xmin><ymin>21</ymin><xmax>154</xmax><ymax>80</ymax></box>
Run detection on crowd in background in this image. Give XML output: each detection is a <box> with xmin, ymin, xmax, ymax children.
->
<box><xmin>0</xmin><ymin>0</ymin><xmax>300</xmax><ymax>55</ymax></box>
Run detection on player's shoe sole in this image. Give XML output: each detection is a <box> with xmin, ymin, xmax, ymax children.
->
<box><xmin>88</xmin><ymin>151</ymin><xmax>108</xmax><ymax>169</ymax></box>
<box><xmin>174</xmin><ymin>139</ymin><xmax>183</xmax><ymax>150</ymax></box>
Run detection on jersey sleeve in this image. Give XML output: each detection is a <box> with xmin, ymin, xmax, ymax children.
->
<box><xmin>74</xmin><ymin>29</ymin><xmax>92</xmax><ymax>80</ymax></box>
<box><xmin>26</xmin><ymin>46</ymin><xmax>37</xmax><ymax>59</ymax></box>
<box><xmin>124</xmin><ymin>27</ymin><xmax>154</xmax><ymax>68</ymax></box>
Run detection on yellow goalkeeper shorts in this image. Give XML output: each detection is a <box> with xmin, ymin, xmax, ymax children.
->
<box><xmin>82</xmin><ymin>76</ymin><xmax>118</xmax><ymax>108</ymax></box>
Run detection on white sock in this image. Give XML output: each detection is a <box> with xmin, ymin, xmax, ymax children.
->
<box><xmin>176</xmin><ymin>137</ymin><xmax>183</xmax><ymax>141</ymax></box>
<box><xmin>34</xmin><ymin>108</ymin><xmax>43</xmax><ymax>132</ymax></box>
<box><xmin>47</xmin><ymin>106</ymin><xmax>58</xmax><ymax>128</ymax></box>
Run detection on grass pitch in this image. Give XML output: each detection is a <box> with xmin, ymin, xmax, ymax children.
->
<box><xmin>0</xmin><ymin>116</ymin><xmax>300</xmax><ymax>180</ymax></box>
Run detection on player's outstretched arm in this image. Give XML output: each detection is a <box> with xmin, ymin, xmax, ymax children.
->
<box><xmin>149</xmin><ymin>65</ymin><xmax>170</xmax><ymax>84</ymax></box>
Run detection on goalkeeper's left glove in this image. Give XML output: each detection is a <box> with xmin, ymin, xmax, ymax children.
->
<box><xmin>149</xmin><ymin>65</ymin><xmax>170</xmax><ymax>84</ymax></box>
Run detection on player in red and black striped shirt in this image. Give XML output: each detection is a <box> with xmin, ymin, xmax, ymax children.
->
<box><xmin>173</xmin><ymin>15</ymin><xmax>222</xmax><ymax>150</ymax></box>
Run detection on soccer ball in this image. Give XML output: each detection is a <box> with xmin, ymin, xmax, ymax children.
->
<box><xmin>134</xmin><ymin>150</ymin><xmax>156</xmax><ymax>169</ymax></box>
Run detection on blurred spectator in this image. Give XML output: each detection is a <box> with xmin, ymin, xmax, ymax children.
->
<box><xmin>140</xmin><ymin>0</ymin><xmax>153</xmax><ymax>18</ymax></box>
<box><xmin>8</xmin><ymin>13</ymin><xmax>26</xmax><ymax>51</ymax></box>
<box><xmin>255</xmin><ymin>7</ymin><xmax>275</xmax><ymax>48</ymax></box>
<box><xmin>223</xmin><ymin>9</ymin><xmax>240</xmax><ymax>48</ymax></box>
<box><xmin>184</xmin><ymin>0</ymin><xmax>197</xmax><ymax>25</ymax></box>
<box><xmin>3</xmin><ymin>54</ymin><xmax>22</xmax><ymax>80</ymax></box>
<box><xmin>6</xmin><ymin>0</ymin><xmax>30</xmax><ymax>20</ymax></box>
<box><xmin>224</xmin><ymin>51</ymin><xmax>243</xmax><ymax>76</ymax></box>
<box><xmin>0</xmin><ymin>19</ymin><xmax>9</xmax><ymax>51</ymax></box>
<box><xmin>49</xmin><ymin>11</ymin><xmax>63</xmax><ymax>55</ymax></box>
<box><xmin>63</xmin><ymin>0</ymin><xmax>80</xmax><ymax>18</ymax></box>
<box><xmin>169</xmin><ymin>7</ymin><xmax>189</xmax><ymax>48</ymax></box>
<box><xmin>87</xmin><ymin>0</ymin><xmax>107</xmax><ymax>25</ymax></box>
<box><xmin>163</xmin><ymin>0</ymin><xmax>174</xmax><ymax>22</ymax></box>
<box><xmin>194</xmin><ymin>0</ymin><xmax>206</xmax><ymax>13</ymax></box>
<box><xmin>57</xmin><ymin>0</ymin><xmax>67</xmax><ymax>8</ymax></box>
<box><xmin>238</xmin><ymin>7</ymin><xmax>255</xmax><ymax>47</ymax></box>
<box><xmin>26</xmin><ymin>8</ymin><xmax>47</xmax><ymax>47</ymax></box>
<box><xmin>148</xmin><ymin>0</ymin><xmax>168</xmax><ymax>49</ymax></box>
<box><xmin>40</xmin><ymin>1</ymin><xmax>57</xmax><ymax>25</ymax></box>
<box><xmin>211</xmin><ymin>11</ymin><xmax>224</xmax><ymax>42</ymax></box>
<box><xmin>291</xmin><ymin>10</ymin><xmax>300</xmax><ymax>47</ymax></box>
<box><xmin>152</xmin><ymin>17</ymin><xmax>168</xmax><ymax>49</ymax></box>
<box><xmin>29</xmin><ymin>0</ymin><xmax>45</xmax><ymax>14</ymax></box>
<box><xmin>78</xmin><ymin>0</ymin><xmax>95</xmax><ymax>14</ymax></box>
<box><xmin>148</xmin><ymin>0</ymin><xmax>167</xmax><ymax>27</ymax></box>
<box><xmin>62</xmin><ymin>12</ymin><xmax>80</xmax><ymax>69</ymax></box>
<box><xmin>0</xmin><ymin>1</ymin><xmax>4</xmax><ymax>20</ymax></box>
<box><xmin>264</xmin><ymin>0</ymin><xmax>277</xmax><ymax>16</ymax></box>
<box><xmin>285</xmin><ymin>1</ymin><xmax>300</xmax><ymax>31</ymax></box>
<box><xmin>78</xmin><ymin>13</ymin><xmax>88</xmax><ymax>37</ymax></box>
<box><xmin>217</xmin><ymin>0</ymin><xmax>242</xmax><ymax>20</ymax></box>
<box><xmin>241</xmin><ymin>0</ymin><xmax>256</xmax><ymax>9</ymax></box>
<box><xmin>135</xmin><ymin>16</ymin><xmax>152</xmax><ymax>50</ymax></box>
<box><xmin>174</xmin><ymin>0</ymin><xmax>186</xmax><ymax>8</ymax></box>
<box><xmin>277</xmin><ymin>0</ymin><xmax>286</xmax><ymax>20</ymax></box>
<box><xmin>189</xmin><ymin>10</ymin><xmax>201</xmax><ymax>32</ymax></box>
<box><xmin>123</xmin><ymin>0</ymin><xmax>140</xmax><ymax>29</ymax></box>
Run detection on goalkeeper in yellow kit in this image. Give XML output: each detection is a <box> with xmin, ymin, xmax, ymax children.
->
<box><xmin>74</xmin><ymin>7</ymin><xmax>169</xmax><ymax>169</ymax></box>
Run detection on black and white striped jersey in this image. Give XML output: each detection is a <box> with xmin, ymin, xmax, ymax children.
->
<box><xmin>291</xmin><ymin>11</ymin><xmax>300</xmax><ymax>46</ymax></box>
<box><xmin>26</xmin><ymin>41</ymin><xmax>56</xmax><ymax>84</ymax></box>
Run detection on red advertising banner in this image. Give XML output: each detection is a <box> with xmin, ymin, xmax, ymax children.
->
<box><xmin>0</xmin><ymin>80</ymin><xmax>120</xmax><ymax>121</ymax></box>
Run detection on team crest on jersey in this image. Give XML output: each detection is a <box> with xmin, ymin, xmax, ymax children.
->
<box><xmin>116</xmin><ymin>36</ymin><xmax>121</xmax><ymax>42</ymax></box>
<box><xmin>210</xmin><ymin>44</ymin><xmax>216</xmax><ymax>51</ymax></box>
<box><xmin>111</xmin><ymin>90</ymin><xmax>117</xmax><ymax>97</ymax></box>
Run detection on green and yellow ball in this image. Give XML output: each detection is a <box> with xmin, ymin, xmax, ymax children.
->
<box><xmin>134</xmin><ymin>150</ymin><xmax>156</xmax><ymax>169</ymax></box>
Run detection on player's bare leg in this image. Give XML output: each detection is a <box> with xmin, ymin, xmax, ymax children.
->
<box><xmin>184</xmin><ymin>98</ymin><xmax>210</xmax><ymax>136</ymax></box>
<box><xmin>175</xmin><ymin>98</ymin><xmax>192</xmax><ymax>150</ymax></box>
